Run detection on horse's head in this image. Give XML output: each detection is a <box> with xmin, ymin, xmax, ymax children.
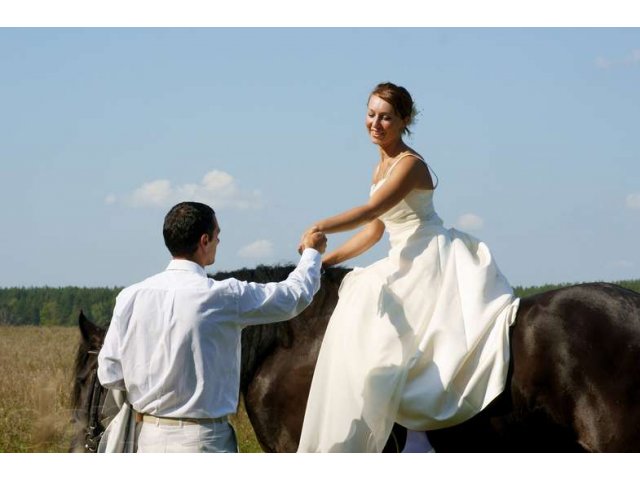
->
<box><xmin>69</xmin><ymin>310</ymin><xmax>106</xmax><ymax>452</ymax></box>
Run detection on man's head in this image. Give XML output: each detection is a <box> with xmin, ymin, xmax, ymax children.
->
<box><xmin>163</xmin><ymin>202</ymin><xmax>220</xmax><ymax>266</ymax></box>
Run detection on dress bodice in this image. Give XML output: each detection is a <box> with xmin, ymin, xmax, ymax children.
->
<box><xmin>370</xmin><ymin>178</ymin><xmax>443</xmax><ymax>239</ymax></box>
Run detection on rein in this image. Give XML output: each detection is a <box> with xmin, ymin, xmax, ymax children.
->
<box><xmin>84</xmin><ymin>349</ymin><xmax>105</xmax><ymax>452</ymax></box>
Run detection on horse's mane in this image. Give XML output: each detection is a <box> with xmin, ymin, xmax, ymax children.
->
<box><xmin>71</xmin><ymin>341</ymin><xmax>90</xmax><ymax>412</ymax></box>
<box><xmin>211</xmin><ymin>263</ymin><xmax>351</xmax><ymax>291</ymax></box>
<box><xmin>71</xmin><ymin>312</ymin><xmax>105</xmax><ymax>414</ymax></box>
<box><xmin>212</xmin><ymin>264</ymin><xmax>351</xmax><ymax>394</ymax></box>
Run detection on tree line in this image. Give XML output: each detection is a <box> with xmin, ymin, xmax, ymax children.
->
<box><xmin>1</xmin><ymin>278</ymin><xmax>640</xmax><ymax>328</ymax></box>
<box><xmin>0</xmin><ymin>286</ymin><xmax>119</xmax><ymax>327</ymax></box>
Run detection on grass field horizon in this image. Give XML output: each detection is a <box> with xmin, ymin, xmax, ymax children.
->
<box><xmin>2</xmin><ymin>277</ymin><xmax>640</xmax><ymax>452</ymax></box>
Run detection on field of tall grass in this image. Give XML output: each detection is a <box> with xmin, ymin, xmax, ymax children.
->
<box><xmin>0</xmin><ymin>326</ymin><xmax>261</xmax><ymax>452</ymax></box>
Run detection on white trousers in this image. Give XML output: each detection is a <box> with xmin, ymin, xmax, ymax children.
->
<box><xmin>136</xmin><ymin>420</ymin><xmax>238</xmax><ymax>453</ymax></box>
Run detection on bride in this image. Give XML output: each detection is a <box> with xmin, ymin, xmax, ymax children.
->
<box><xmin>297</xmin><ymin>82</ymin><xmax>519</xmax><ymax>452</ymax></box>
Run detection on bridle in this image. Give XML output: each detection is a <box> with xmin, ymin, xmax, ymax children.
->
<box><xmin>84</xmin><ymin>348</ymin><xmax>105</xmax><ymax>453</ymax></box>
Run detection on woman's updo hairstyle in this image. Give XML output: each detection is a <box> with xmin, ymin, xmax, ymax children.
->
<box><xmin>369</xmin><ymin>82</ymin><xmax>417</xmax><ymax>136</ymax></box>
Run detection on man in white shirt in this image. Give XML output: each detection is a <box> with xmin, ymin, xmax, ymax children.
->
<box><xmin>98</xmin><ymin>201</ymin><xmax>326</xmax><ymax>452</ymax></box>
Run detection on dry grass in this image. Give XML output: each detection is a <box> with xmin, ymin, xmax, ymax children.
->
<box><xmin>0</xmin><ymin>326</ymin><xmax>78</xmax><ymax>452</ymax></box>
<box><xmin>0</xmin><ymin>326</ymin><xmax>262</xmax><ymax>453</ymax></box>
<box><xmin>230</xmin><ymin>399</ymin><xmax>263</xmax><ymax>453</ymax></box>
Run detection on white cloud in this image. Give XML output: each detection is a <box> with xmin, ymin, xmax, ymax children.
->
<box><xmin>131</xmin><ymin>179</ymin><xmax>173</xmax><ymax>207</ymax></box>
<box><xmin>109</xmin><ymin>170</ymin><xmax>263</xmax><ymax>210</ymax></box>
<box><xmin>238</xmin><ymin>240</ymin><xmax>274</xmax><ymax>259</ymax></box>
<box><xmin>104</xmin><ymin>194</ymin><xmax>117</xmax><ymax>205</ymax></box>
<box><xmin>627</xmin><ymin>193</ymin><xmax>640</xmax><ymax>210</ymax></box>
<box><xmin>595</xmin><ymin>56</ymin><xmax>612</xmax><ymax>69</ymax></box>
<box><xmin>595</xmin><ymin>49</ymin><xmax>640</xmax><ymax>69</ymax></box>
<box><xmin>456</xmin><ymin>213</ymin><xmax>484</xmax><ymax>231</ymax></box>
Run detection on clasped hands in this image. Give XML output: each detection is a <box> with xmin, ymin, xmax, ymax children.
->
<box><xmin>298</xmin><ymin>226</ymin><xmax>327</xmax><ymax>255</ymax></box>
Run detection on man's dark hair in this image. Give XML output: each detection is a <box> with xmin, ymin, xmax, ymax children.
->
<box><xmin>163</xmin><ymin>202</ymin><xmax>216</xmax><ymax>257</ymax></box>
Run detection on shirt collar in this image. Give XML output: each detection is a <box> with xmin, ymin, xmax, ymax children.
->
<box><xmin>166</xmin><ymin>259</ymin><xmax>208</xmax><ymax>277</ymax></box>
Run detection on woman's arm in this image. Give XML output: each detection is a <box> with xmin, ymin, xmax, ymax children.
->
<box><xmin>309</xmin><ymin>156</ymin><xmax>427</xmax><ymax>235</ymax></box>
<box><xmin>321</xmin><ymin>219</ymin><xmax>385</xmax><ymax>268</ymax></box>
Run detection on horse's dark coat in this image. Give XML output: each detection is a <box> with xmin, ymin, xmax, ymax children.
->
<box><xmin>213</xmin><ymin>266</ymin><xmax>350</xmax><ymax>452</ymax></box>
<box><xmin>70</xmin><ymin>311</ymin><xmax>107</xmax><ymax>452</ymax></box>
<box><xmin>71</xmin><ymin>266</ymin><xmax>640</xmax><ymax>452</ymax></box>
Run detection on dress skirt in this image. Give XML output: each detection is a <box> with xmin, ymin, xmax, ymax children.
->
<box><xmin>297</xmin><ymin>223</ymin><xmax>519</xmax><ymax>452</ymax></box>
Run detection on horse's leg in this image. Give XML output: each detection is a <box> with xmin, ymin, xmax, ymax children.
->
<box><xmin>426</xmin><ymin>387</ymin><xmax>520</xmax><ymax>452</ymax></box>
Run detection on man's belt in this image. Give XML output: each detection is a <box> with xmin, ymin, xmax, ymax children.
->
<box><xmin>135</xmin><ymin>412</ymin><xmax>228</xmax><ymax>426</ymax></box>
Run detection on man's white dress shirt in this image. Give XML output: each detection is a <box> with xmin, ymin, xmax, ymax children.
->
<box><xmin>98</xmin><ymin>249</ymin><xmax>321</xmax><ymax>419</ymax></box>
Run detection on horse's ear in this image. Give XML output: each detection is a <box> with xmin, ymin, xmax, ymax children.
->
<box><xmin>78</xmin><ymin>310</ymin><xmax>106</xmax><ymax>348</ymax></box>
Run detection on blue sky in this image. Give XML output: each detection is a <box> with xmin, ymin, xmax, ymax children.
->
<box><xmin>1</xmin><ymin>27</ymin><xmax>639</xmax><ymax>288</ymax></box>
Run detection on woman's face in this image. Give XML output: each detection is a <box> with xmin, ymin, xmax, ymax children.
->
<box><xmin>365</xmin><ymin>95</ymin><xmax>407</xmax><ymax>147</ymax></box>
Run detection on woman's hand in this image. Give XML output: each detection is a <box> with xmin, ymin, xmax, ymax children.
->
<box><xmin>298</xmin><ymin>225</ymin><xmax>320</xmax><ymax>254</ymax></box>
<box><xmin>298</xmin><ymin>226</ymin><xmax>326</xmax><ymax>254</ymax></box>
<box><xmin>318</xmin><ymin>219</ymin><xmax>385</xmax><ymax>268</ymax></box>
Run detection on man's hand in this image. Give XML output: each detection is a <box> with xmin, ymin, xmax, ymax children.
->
<box><xmin>299</xmin><ymin>227</ymin><xmax>327</xmax><ymax>254</ymax></box>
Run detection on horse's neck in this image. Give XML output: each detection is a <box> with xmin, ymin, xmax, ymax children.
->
<box><xmin>240</xmin><ymin>321</ymin><xmax>293</xmax><ymax>394</ymax></box>
<box><xmin>239</xmin><ymin>268</ymin><xmax>350</xmax><ymax>395</ymax></box>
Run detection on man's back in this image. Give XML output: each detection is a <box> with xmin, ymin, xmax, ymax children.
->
<box><xmin>96</xmin><ymin>201</ymin><xmax>326</xmax><ymax>453</ymax></box>
<box><xmin>98</xmin><ymin>251</ymin><xmax>321</xmax><ymax>420</ymax></box>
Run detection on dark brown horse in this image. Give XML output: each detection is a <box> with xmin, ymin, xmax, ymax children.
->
<box><xmin>70</xmin><ymin>312</ymin><xmax>112</xmax><ymax>452</ymax></box>
<box><xmin>71</xmin><ymin>265</ymin><xmax>640</xmax><ymax>452</ymax></box>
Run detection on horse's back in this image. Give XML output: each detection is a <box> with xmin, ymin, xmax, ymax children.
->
<box><xmin>511</xmin><ymin>282</ymin><xmax>640</xmax><ymax>452</ymax></box>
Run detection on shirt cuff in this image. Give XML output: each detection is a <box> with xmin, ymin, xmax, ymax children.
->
<box><xmin>300</xmin><ymin>248</ymin><xmax>322</xmax><ymax>264</ymax></box>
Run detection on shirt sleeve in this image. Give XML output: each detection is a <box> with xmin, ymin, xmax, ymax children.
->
<box><xmin>233</xmin><ymin>248</ymin><xmax>322</xmax><ymax>326</ymax></box>
<box><xmin>97</xmin><ymin>297</ymin><xmax>126</xmax><ymax>391</ymax></box>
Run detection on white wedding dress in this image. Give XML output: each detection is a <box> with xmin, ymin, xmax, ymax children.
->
<box><xmin>298</xmin><ymin>155</ymin><xmax>520</xmax><ymax>452</ymax></box>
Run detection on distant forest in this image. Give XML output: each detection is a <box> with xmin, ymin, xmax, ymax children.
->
<box><xmin>1</xmin><ymin>277</ymin><xmax>640</xmax><ymax>328</ymax></box>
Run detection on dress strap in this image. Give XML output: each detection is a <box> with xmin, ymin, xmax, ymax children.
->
<box><xmin>384</xmin><ymin>152</ymin><xmax>416</xmax><ymax>179</ymax></box>
<box><xmin>425</xmin><ymin>161</ymin><xmax>439</xmax><ymax>189</ymax></box>
<box><xmin>385</xmin><ymin>152</ymin><xmax>439</xmax><ymax>189</ymax></box>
